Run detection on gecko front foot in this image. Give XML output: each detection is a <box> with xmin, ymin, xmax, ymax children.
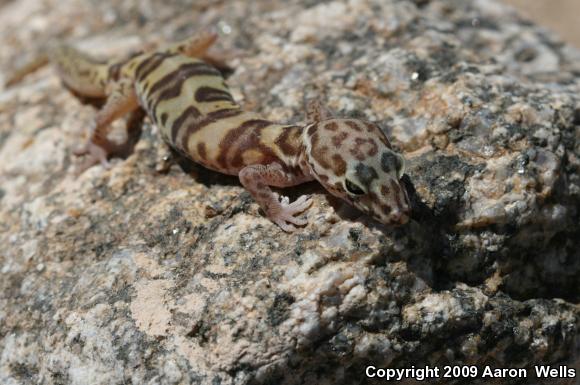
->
<box><xmin>72</xmin><ymin>140</ymin><xmax>111</xmax><ymax>174</ymax></box>
<box><xmin>268</xmin><ymin>194</ymin><xmax>313</xmax><ymax>232</ymax></box>
<box><xmin>238</xmin><ymin>163</ymin><xmax>315</xmax><ymax>232</ymax></box>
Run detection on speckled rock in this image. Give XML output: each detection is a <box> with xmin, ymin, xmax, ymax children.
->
<box><xmin>0</xmin><ymin>0</ymin><xmax>578</xmax><ymax>384</ymax></box>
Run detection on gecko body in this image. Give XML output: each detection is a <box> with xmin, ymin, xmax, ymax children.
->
<box><xmin>50</xmin><ymin>32</ymin><xmax>411</xmax><ymax>231</ymax></box>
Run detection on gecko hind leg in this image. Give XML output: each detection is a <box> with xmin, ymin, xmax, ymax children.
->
<box><xmin>170</xmin><ymin>30</ymin><xmax>236</xmax><ymax>75</ymax></box>
<box><xmin>169</xmin><ymin>30</ymin><xmax>218</xmax><ymax>57</ymax></box>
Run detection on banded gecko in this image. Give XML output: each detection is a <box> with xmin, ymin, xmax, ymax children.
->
<box><xmin>49</xmin><ymin>31</ymin><xmax>411</xmax><ymax>231</ymax></box>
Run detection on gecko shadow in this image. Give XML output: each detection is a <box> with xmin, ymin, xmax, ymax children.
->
<box><xmin>177</xmin><ymin>158</ymin><xmax>446</xmax><ymax>289</ymax></box>
<box><xmin>324</xmin><ymin>172</ymin><xmax>470</xmax><ymax>293</ymax></box>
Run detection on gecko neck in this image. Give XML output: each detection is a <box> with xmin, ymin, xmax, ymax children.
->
<box><xmin>265</xmin><ymin>122</ymin><xmax>312</xmax><ymax>178</ymax></box>
<box><xmin>295</xmin><ymin>124</ymin><xmax>315</xmax><ymax>179</ymax></box>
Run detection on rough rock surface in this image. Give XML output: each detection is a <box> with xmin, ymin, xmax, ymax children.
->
<box><xmin>0</xmin><ymin>0</ymin><xmax>578</xmax><ymax>384</ymax></box>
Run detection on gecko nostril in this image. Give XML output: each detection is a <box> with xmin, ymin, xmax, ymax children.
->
<box><xmin>390</xmin><ymin>211</ymin><xmax>401</xmax><ymax>222</ymax></box>
<box><xmin>398</xmin><ymin>213</ymin><xmax>409</xmax><ymax>224</ymax></box>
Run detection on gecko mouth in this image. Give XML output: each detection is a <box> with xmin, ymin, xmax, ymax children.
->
<box><xmin>364</xmin><ymin>202</ymin><xmax>411</xmax><ymax>226</ymax></box>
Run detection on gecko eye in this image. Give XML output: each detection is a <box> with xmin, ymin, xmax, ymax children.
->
<box><xmin>345</xmin><ymin>179</ymin><xmax>366</xmax><ymax>195</ymax></box>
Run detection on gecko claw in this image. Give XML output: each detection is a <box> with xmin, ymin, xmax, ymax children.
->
<box><xmin>275</xmin><ymin>220</ymin><xmax>296</xmax><ymax>233</ymax></box>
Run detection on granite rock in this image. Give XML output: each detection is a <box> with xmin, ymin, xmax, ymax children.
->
<box><xmin>0</xmin><ymin>0</ymin><xmax>578</xmax><ymax>384</ymax></box>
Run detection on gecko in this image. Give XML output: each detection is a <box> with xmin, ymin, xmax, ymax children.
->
<box><xmin>48</xmin><ymin>31</ymin><xmax>411</xmax><ymax>231</ymax></box>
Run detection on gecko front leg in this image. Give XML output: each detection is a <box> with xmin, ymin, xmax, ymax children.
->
<box><xmin>239</xmin><ymin>163</ymin><xmax>313</xmax><ymax>232</ymax></box>
<box><xmin>74</xmin><ymin>77</ymin><xmax>139</xmax><ymax>173</ymax></box>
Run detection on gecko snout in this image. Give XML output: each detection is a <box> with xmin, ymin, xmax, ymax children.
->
<box><xmin>390</xmin><ymin>208</ymin><xmax>410</xmax><ymax>225</ymax></box>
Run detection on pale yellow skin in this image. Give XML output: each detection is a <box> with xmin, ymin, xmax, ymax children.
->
<box><xmin>49</xmin><ymin>32</ymin><xmax>411</xmax><ymax>231</ymax></box>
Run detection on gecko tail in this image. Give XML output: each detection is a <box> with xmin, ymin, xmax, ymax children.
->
<box><xmin>47</xmin><ymin>43</ymin><xmax>109</xmax><ymax>98</ymax></box>
<box><xmin>4</xmin><ymin>53</ymin><xmax>49</xmax><ymax>88</ymax></box>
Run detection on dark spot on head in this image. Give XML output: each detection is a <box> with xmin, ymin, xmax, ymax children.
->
<box><xmin>354</xmin><ymin>137</ymin><xmax>366</xmax><ymax>145</ymax></box>
<box><xmin>364</xmin><ymin>121</ymin><xmax>376</xmax><ymax>133</ymax></box>
<box><xmin>311</xmin><ymin>132</ymin><xmax>329</xmax><ymax>167</ymax></box>
<box><xmin>331</xmin><ymin>132</ymin><xmax>348</xmax><ymax>148</ymax></box>
<box><xmin>381</xmin><ymin>151</ymin><xmax>398</xmax><ymax>173</ymax></box>
<box><xmin>345</xmin><ymin>120</ymin><xmax>363</xmax><ymax>132</ymax></box>
<box><xmin>332</xmin><ymin>154</ymin><xmax>346</xmax><ymax>176</ymax></box>
<box><xmin>325</xmin><ymin>122</ymin><xmax>338</xmax><ymax>131</ymax></box>
<box><xmin>354</xmin><ymin>137</ymin><xmax>376</xmax><ymax>158</ymax></box>
<box><xmin>367</xmin><ymin>138</ymin><xmax>378</xmax><ymax>156</ymax></box>
<box><xmin>350</xmin><ymin>140</ymin><xmax>367</xmax><ymax>160</ymax></box>
<box><xmin>355</xmin><ymin>163</ymin><xmax>378</xmax><ymax>186</ymax></box>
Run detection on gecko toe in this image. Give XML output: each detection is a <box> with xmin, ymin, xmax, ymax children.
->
<box><xmin>276</xmin><ymin>220</ymin><xmax>296</xmax><ymax>232</ymax></box>
<box><xmin>73</xmin><ymin>141</ymin><xmax>111</xmax><ymax>174</ymax></box>
<box><xmin>288</xmin><ymin>195</ymin><xmax>313</xmax><ymax>212</ymax></box>
<box><xmin>285</xmin><ymin>215</ymin><xmax>307</xmax><ymax>226</ymax></box>
<box><xmin>274</xmin><ymin>197</ymin><xmax>311</xmax><ymax>229</ymax></box>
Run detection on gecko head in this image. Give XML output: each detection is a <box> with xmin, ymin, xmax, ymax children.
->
<box><xmin>302</xmin><ymin>119</ymin><xmax>411</xmax><ymax>225</ymax></box>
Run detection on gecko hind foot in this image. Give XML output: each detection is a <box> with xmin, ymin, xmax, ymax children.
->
<box><xmin>73</xmin><ymin>141</ymin><xmax>111</xmax><ymax>175</ymax></box>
